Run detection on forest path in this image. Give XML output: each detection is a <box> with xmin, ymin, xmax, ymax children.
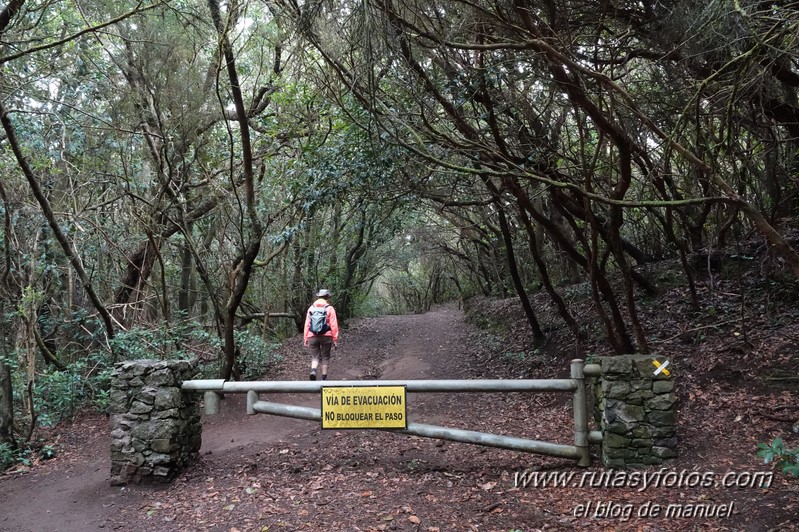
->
<box><xmin>1</xmin><ymin>302</ymin><xmax>796</xmax><ymax>531</ymax></box>
<box><xmin>0</xmin><ymin>304</ymin><xmax>469</xmax><ymax>532</ymax></box>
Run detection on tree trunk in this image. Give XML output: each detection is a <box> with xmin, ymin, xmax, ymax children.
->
<box><xmin>178</xmin><ymin>239</ymin><xmax>193</xmax><ymax>316</ymax></box>
<box><xmin>0</xmin><ymin>329</ymin><xmax>14</xmax><ymax>447</ymax></box>
<box><xmin>208</xmin><ymin>0</ymin><xmax>263</xmax><ymax>380</ymax></box>
<box><xmin>114</xmin><ymin>238</ymin><xmax>159</xmax><ymax>323</ymax></box>
<box><xmin>0</xmin><ymin>103</ymin><xmax>115</xmax><ymax>342</ymax></box>
<box><xmin>518</xmin><ymin>206</ymin><xmax>581</xmax><ymax>340</ymax></box>
<box><xmin>497</xmin><ymin>204</ymin><xmax>545</xmax><ymax>341</ymax></box>
<box><xmin>482</xmin><ymin>175</ymin><xmax>545</xmax><ymax>341</ymax></box>
<box><xmin>0</xmin><ymin>168</ymin><xmax>16</xmax><ymax>448</ymax></box>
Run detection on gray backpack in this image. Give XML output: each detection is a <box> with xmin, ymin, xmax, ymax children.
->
<box><xmin>309</xmin><ymin>305</ymin><xmax>330</xmax><ymax>335</ymax></box>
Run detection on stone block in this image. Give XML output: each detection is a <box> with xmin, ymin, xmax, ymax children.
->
<box><xmin>155</xmin><ymin>388</ymin><xmax>183</xmax><ymax>410</ymax></box>
<box><xmin>606</xmin><ymin>419</ymin><xmax>636</xmax><ymax>435</ymax></box>
<box><xmin>654</xmin><ymin>437</ymin><xmax>678</xmax><ymax>448</ymax></box>
<box><xmin>650</xmin><ymin>425</ymin><xmax>676</xmax><ymax>437</ymax></box>
<box><xmin>108</xmin><ymin>390</ymin><xmax>129</xmax><ymax>413</ymax></box>
<box><xmin>109</xmin><ymin>359</ymin><xmax>202</xmax><ymax>486</ymax></box>
<box><xmin>147</xmin><ymin>452</ymin><xmax>174</xmax><ymax>465</ymax></box>
<box><xmin>632</xmin><ymin>357</ymin><xmax>659</xmax><ymax>378</ymax></box>
<box><xmin>627</xmin><ymin>390</ymin><xmax>655</xmax><ymax>402</ymax></box>
<box><xmin>652</xmin><ymin>380</ymin><xmax>674</xmax><ymax>394</ymax></box>
<box><xmin>603</xmin><ymin>381</ymin><xmax>631</xmax><ymax>399</ymax></box>
<box><xmin>151</xmin><ymin>438</ymin><xmax>174</xmax><ymax>453</ymax></box>
<box><xmin>601</xmin><ymin>356</ymin><xmax>633</xmax><ymax>375</ymax></box>
<box><xmin>145</xmin><ymin>369</ymin><xmax>176</xmax><ymax>387</ymax></box>
<box><xmin>131</xmin><ymin>437</ymin><xmax>148</xmax><ymax>452</ymax></box>
<box><xmin>648</xmin><ymin>410</ymin><xmax>677</xmax><ymax>426</ymax></box>
<box><xmin>153</xmin><ymin>466</ymin><xmax>171</xmax><ymax>477</ymax></box>
<box><xmin>137</xmin><ymin>386</ymin><xmax>158</xmax><ymax>405</ymax></box>
<box><xmin>130</xmin><ymin>419</ymin><xmax>179</xmax><ymax>441</ymax></box>
<box><xmin>602</xmin><ymin>458</ymin><xmax>627</xmax><ymax>469</ymax></box>
<box><xmin>594</xmin><ymin>354</ymin><xmax>678</xmax><ymax>470</ymax></box>
<box><xmin>154</xmin><ymin>408</ymin><xmax>180</xmax><ymax>420</ymax></box>
<box><xmin>604</xmin><ymin>432</ymin><xmax>632</xmax><ymax>448</ymax></box>
<box><xmin>130</xmin><ymin>400</ymin><xmax>154</xmax><ymax>415</ymax></box>
<box><xmin>646</xmin><ymin>394</ymin><xmax>677</xmax><ymax>411</ymax></box>
<box><xmin>110</xmin><ymin>427</ymin><xmax>128</xmax><ymax>440</ymax></box>
<box><xmin>189</xmin><ymin>434</ymin><xmax>202</xmax><ymax>452</ymax></box>
<box><xmin>651</xmin><ymin>446</ymin><xmax>678</xmax><ymax>458</ymax></box>
<box><xmin>609</xmin><ymin>402</ymin><xmax>646</xmax><ymax>423</ymax></box>
<box><xmin>603</xmin><ymin>446</ymin><xmax>636</xmax><ymax>459</ymax></box>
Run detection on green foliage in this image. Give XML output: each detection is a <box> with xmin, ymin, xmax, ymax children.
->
<box><xmin>232</xmin><ymin>329</ymin><xmax>283</xmax><ymax>380</ymax></box>
<box><xmin>757</xmin><ymin>437</ymin><xmax>799</xmax><ymax>476</ymax></box>
<box><xmin>26</xmin><ymin>354</ymin><xmax>116</xmax><ymax>425</ymax></box>
<box><xmin>0</xmin><ymin>445</ymin><xmax>35</xmax><ymax>470</ymax></box>
<box><xmin>380</xmin><ymin>272</ymin><xmax>431</xmax><ymax>315</ymax></box>
<box><xmin>106</xmin><ymin>320</ymin><xmax>209</xmax><ymax>361</ymax></box>
<box><xmin>34</xmin><ymin>365</ymin><xmax>85</xmax><ymax>427</ymax></box>
<box><xmin>0</xmin><ymin>442</ymin><xmax>32</xmax><ymax>470</ymax></box>
<box><xmin>0</xmin><ymin>443</ymin><xmax>15</xmax><ymax>470</ymax></box>
<box><xmin>352</xmin><ymin>295</ymin><xmax>384</xmax><ymax>318</ymax></box>
<box><xmin>14</xmin><ymin>319</ymin><xmax>221</xmax><ymax>429</ymax></box>
<box><xmin>0</xmin><ymin>440</ymin><xmax>59</xmax><ymax>472</ymax></box>
<box><xmin>39</xmin><ymin>444</ymin><xmax>57</xmax><ymax>460</ymax></box>
<box><xmin>83</xmin><ymin>358</ymin><xmax>116</xmax><ymax>413</ymax></box>
<box><xmin>13</xmin><ymin>318</ymin><xmax>281</xmax><ymax>433</ymax></box>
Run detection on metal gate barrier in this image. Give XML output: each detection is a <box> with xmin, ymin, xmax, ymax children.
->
<box><xmin>182</xmin><ymin>359</ymin><xmax>602</xmax><ymax>466</ymax></box>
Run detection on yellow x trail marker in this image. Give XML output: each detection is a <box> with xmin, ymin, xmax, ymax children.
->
<box><xmin>652</xmin><ymin>359</ymin><xmax>671</xmax><ymax>377</ymax></box>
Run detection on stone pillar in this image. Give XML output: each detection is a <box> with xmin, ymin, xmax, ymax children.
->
<box><xmin>109</xmin><ymin>360</ymin><xmax>201</xmax><ymax>485</ymax></box>
<box><xmin>593</xmin><ymin>354</ymin><xmax>677</xmax><ymax>468</ymax></box>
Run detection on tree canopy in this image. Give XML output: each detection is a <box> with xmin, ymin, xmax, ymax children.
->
<box><xmin>1</xmin><ymin>0</ymin><xmax>798</xmax><ymax>452</ymax></box>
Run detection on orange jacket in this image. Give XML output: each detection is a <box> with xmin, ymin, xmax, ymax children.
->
<box><xmin>303</xmin><ymin>298</ymin><xmax>339</xmax><ymax>345</ymax></box>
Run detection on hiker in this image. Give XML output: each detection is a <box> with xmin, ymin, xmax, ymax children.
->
<box><xmin>303</xmin><ymin>288</ymin><xmax>340</xmax><ymax>381</ymax></box>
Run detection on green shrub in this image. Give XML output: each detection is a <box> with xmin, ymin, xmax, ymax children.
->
<box><xmin>0</xmin><ymin>440</ymin><xmax>59</xmax><ymax>472</ymax></box>
<box><xmin>0</xmin><ymin>442</ymin><xmax>32</xmax><ymax>471</ymax></box>
<box><xmin>14</xmin><ymin>320</ymin><xmax>281</xmax><ymax>435</ymax></box>
<box><xmin>233</xmin><ymin>329</ymin><xmax>283</xmax><ymax>380</ymax></box>
<box><xmin>107</xmin><ymin>319</ymin><xmax>210</xmax><ymax>361</ymax></box>
<box><xmin>757</xmin><ymin>437</ymin><xmax>799</xmax><ymax>476</ymax></box>
<box><xmin>0</xmin><ymin>442</ymin><xmax>15</xmax><ymax>470</ymax></box>
<box><xmin>34</xmin><ymin>365</ymin><xmax>84</xmax><ymax>426</ymax></box>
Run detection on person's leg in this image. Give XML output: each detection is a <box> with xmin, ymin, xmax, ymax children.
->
<box><xmin>308</xmin><ymin>336</ymin><xmax>322</xmax><ymax>380</ymax></box>
<box><xmin>319</xmin><ymin>336</ymin><xmax>333</xmax><ymax>380</ymax></box>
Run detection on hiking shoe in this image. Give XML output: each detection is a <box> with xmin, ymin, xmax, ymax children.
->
<box><xmin>309</xmin><ymin>369</ymin><xmax>317</xmax><ymax>381</ymax></box>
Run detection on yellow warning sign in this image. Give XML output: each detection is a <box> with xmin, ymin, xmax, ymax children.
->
<box><xmin>321</xmin><ymin>386</ymin><xmax>407</xmax><ymax>429</ymax></box>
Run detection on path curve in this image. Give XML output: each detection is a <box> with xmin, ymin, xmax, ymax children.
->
<box><xmin>0</xmin><ymin>305</ymin><xmax>466</xmax><ymax>532</ymax></box>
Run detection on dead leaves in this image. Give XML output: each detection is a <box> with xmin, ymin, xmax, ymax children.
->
<box><xmin>96</xmin><ymin>297</ymin><xmax>797</xmax><ymax>531</ymax></box>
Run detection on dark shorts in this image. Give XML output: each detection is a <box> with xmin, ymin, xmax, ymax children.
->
<box><xmin>308</xmin><ymin>335</ymin><xmax>333</xmax><ymax>362</ymax></box>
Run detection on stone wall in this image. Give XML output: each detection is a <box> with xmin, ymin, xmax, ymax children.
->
<box><xmin>593</xmin><ymin>354</ymin><xmax>677</xmax><ymax>468</ymax></box>
<box><xmin>109</xmin><ymin>359</ymin><xmax>201</xmax><ymax>485</ymax></box>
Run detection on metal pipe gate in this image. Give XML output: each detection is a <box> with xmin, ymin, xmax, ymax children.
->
<box><xmin>182</xmin><ymin>359</ymin><xmax>602</xmax><ymax>466</ymax></box>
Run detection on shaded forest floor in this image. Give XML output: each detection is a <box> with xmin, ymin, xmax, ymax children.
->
<box><xmin>1</xmin><ymin>257</ymin><xmax>799</xmax><ymax>531</ymax></box>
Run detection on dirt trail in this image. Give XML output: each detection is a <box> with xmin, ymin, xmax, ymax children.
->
<box><xmin>4</xmin><ymin>303</ymin><xmax>794</xmax><ymax>531</ymax></box>
<box><xmin>198</xmin><ymin>305</ymin><xmax>460</xmax><ymax>455</ymax></box>
<box><xmin>0</xmin><ymin>415</ymin><xmax>144</xmax><ymax>532</ymax></box>
<box><xmin>0</xmin><ymin>305</ymin><xmax>467</xmax><ymax>532</ymax></box>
